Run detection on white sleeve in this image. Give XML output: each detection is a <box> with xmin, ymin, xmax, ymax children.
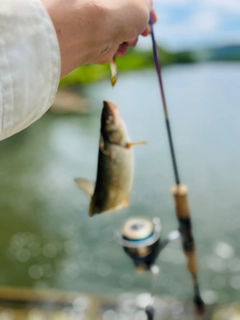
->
<box><xmin>0</xmin><ymin>0</ymin><xmax>61</xmax><ymax>141</ymax></box>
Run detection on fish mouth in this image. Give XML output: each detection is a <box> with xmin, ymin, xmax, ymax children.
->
<box><xmin>102</xmin><ymin>101</ymin><xmax>121</xmax><ymax>129</ymax></box>
<box><xmin>103</xmin><ymin>101</ymin><xmax>118</xmax><ymax>114</ymax></box>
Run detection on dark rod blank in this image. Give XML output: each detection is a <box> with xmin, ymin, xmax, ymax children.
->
<box><xmin>149</xmin><ymin>14</ymin><xmax>205</xmax><ymax>315</ymax></box>
<box><xmin>149</xmin><ymin>14</ymin><xmax>180</xmax><ymax>186</ymax></box>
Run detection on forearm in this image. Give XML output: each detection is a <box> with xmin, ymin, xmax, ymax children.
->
<box><xmin>41</xmin><ymin>0</ymin><xmax>111</xmax><ymax>77</ymax></box>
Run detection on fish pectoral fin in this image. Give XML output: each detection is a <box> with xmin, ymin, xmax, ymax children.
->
<box><xmin>124</xmin><ymin>196</ymin><xmax>130</xmax><ymax>207</ymax></box>
<box><xmin>100</xmin><ymin>136</ymin><xmax>113</xmax><ymax>158</ymax></box>
<box><xmin>74</xmin><ymin>178</ymin><xmax>95</xmax><ymax>196</ymax></box>
<box><xmin>125</xmin><ymin>141</ymin><xmax>147</xmax><ymax>149</ymax></box>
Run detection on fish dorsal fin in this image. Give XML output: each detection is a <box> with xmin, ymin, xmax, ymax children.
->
<box><xmin>74</xmin><ymin>178</ymin><xmax>95</xmax><ymax>196</ymax></box>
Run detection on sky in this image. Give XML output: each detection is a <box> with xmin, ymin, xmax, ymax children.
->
<box><xmin>138</xmin><ymin>0</ymin><xmax>240</xmax><ymax>51</ymax></box>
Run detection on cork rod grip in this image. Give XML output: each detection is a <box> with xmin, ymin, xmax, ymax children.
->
<box><xmin>171</xmin><ymin>184</ymin><xmax>190</xmax><ymax>219</ymax></box>
<box><xmin>171</xmin><ymin>184</ymin><xmax>198</xmax><ymax>275</ymax></box>
<box><xmin>185</xmin><ymin>250</ymin><xmax>198</xmax><ymax>275</ymax></box>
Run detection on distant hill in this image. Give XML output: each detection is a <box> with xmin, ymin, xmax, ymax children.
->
<box><xmin>192</xmin><ymin>44</ymin><xmax>240</xmax><ymax>62</ymax></box>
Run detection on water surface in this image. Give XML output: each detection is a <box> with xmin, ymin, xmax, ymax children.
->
<box><xmin>1</xmin><ymin>62</ymin><xmax>240</xmax><ymax>304</ymax></box>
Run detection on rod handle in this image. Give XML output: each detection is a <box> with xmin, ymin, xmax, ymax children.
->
<box><xmin>171</xmin><ymin>186</ymin><xmax>204</xmax><ymax>315</ymax></box>
<box><xmin>171</xmin><ymin>184</ymin><xmax>190</xmax><ymax>219</ymax></box>
<box><xmin>185</xmin><ymin>250</ymin><xmax>198</xmax><ymax>275</ymax></box>
<box><xmin>171</xmin><ymin>184</ymin><xmax>198</xmax><ymax>274</ymax></box>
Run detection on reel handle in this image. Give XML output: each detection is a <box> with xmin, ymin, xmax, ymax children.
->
<box><xmin>171</xmin><ymin>184</ymin><xmax>197</xmax><ymax>275</ymax></box>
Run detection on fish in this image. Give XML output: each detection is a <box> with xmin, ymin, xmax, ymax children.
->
<box><xmin>75</xmin><ymin>100</ymin><xmax>146</xmax><ymax>217</ymax></box>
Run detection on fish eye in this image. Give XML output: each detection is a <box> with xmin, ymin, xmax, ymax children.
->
<box><xmin>106</xmin><ymin>115</ymin><xmax>113</xmax><ymax>125</ymax></box>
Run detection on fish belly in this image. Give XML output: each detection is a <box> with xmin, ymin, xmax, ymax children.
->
<box><xmin>90</xmin><ymin>143</ymin><xmax>134</xmax><ymax>215</ymax></box>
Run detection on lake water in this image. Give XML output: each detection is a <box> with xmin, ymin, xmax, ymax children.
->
<box><xmin>0</xmin><ymin>62</ymin><xmax>240</xmax><ymax>305</ymax></box>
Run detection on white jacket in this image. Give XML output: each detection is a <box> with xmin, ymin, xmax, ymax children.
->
<box><xmin>0</xmin><ymin>0</ymin><xmax>60</xmax><ymax>140</ymax></box>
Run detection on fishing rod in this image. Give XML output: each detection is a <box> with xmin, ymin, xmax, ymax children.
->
<box><xmin>149</xmin><ymin>12</ymin><xmax>205</xmax><ymax>315</ymax></box>
<box><xmin>111</xmin><ymin>13</ymin><xmax>205</xmax><ymax>318</ymax></box>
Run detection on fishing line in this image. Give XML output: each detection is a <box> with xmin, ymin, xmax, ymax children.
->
<box><xmin>149</xmin><ymin>265</ymin><xmax>160</xmax><ymax>298</ymax></box>
<box><xmin>149</xmin><ymin>14</ymin><xmax>180</xmax><ymax>186</ymax></box>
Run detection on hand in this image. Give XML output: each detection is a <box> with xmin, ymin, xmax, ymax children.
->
<box><xmin>42</xmin><ymin>0</ymin><xmax>157</xmax><ymax>77</ymax></box>
<box><xmin>116</xmin><ymin>10</ymin><xmax>158</xmax><ymax>57</ymax></box>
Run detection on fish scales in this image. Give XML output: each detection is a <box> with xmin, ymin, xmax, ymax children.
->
<box><xmin>92</xmin><ymin>140</ymin><xmax>134</xmax><ymax>214</ymax></box>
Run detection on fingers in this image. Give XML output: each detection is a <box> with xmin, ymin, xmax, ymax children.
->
<box><xmin>115</xmin><ymin>8</ymin><xmax>157</xmax><ymax>57</ymax></box>
<box><xmin>151</xmin><ymin>9</ymin><xmax>158</xmax><ymax>24</ymax></box>
<box><xmin>141</xmin><ymin>9</ymin><xmax>158</xmax><ymax>36</ymax></box>
<box><xmin>141</xmin><ymin>25</ymin><xmax>151</xmax><ymax>37</ymax></box>
<box><xmin>115</xmin><ymin>43</ymin><xmax>130</xmax><ymax>57</ymax></box>
<box><xmin>127</xmin><ymin>38</ymin><xmax>139</xmax><ymax>47</ymax></box>
<box><xmin>116</xmin><ymin>36</ymin><xmax>140</xmax><ymax>56</ymax></box>
<box><xmin>97</xmin><ymin>0</ymin><xmax>157</xmax><ymax>63</ymax></box>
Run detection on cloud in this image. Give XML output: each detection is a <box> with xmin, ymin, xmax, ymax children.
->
<box><xmin>154</xmin><ymin>0</ymin><xmax>240</xmax><ymax>12</ymax></box>
<box><xmin>154</xmin><ymin>0</ymin><xmax>192</xmax><ymax>5</ymax></box>
<box><xmin>203</xmin><ymin>0</ymin><xmax>240</xmax><ymax>14</ymax></box>
<box><xmin>149</xmin><ymin>0</ymin><xmax>240</xmax><ymax>50</ymax></box>
<box><xmin>187</xmin><ymin>11</ymin><xmax>220</xmax><ymax>33</ymax></box>
<box><xmin>153</xmin><ymin>11</ymin><xmax>220</xmax><ymax>45</ymax></box>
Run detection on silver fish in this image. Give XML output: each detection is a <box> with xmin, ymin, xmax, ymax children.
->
<box><xmin>75</xmin><ymin>100</ymin><xmax>145</xmax><ymax>216</ymax></box>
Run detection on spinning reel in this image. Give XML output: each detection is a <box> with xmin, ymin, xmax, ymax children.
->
<box><xmin>117</xmin><ymin>217</ymin><xmax>181</xmax><ymax>320</ymax></box>
<box><xmin>118</xmin><ymin>217</ymin><xmax>180</xmax><ymax>272</ymax></box>
<box><xmin>118</xmin><ymin>217</ymin><xmax>162</xmax><ymax>272</ymax></box>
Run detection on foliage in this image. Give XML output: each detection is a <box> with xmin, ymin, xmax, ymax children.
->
<box><xmin>59</xmin><ymin>46</ymin><xmax>194</xmax><ymax>87</ymax></box>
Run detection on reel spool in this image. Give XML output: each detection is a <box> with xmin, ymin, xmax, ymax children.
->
<box><xmin>118</xmin><ymin>217</ymin><xmax>161</xmax><ymax>272</ymax></box>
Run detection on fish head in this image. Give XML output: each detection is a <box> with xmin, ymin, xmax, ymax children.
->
<box><xmin>101</xmin><ymin>101</ymin><xmax>121</xmax><ymax>130</ymax></box>
<box><xmin>101</xmin><ymin>101</ymin><xmax>128</xmax><ymax>144</ymax></box>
